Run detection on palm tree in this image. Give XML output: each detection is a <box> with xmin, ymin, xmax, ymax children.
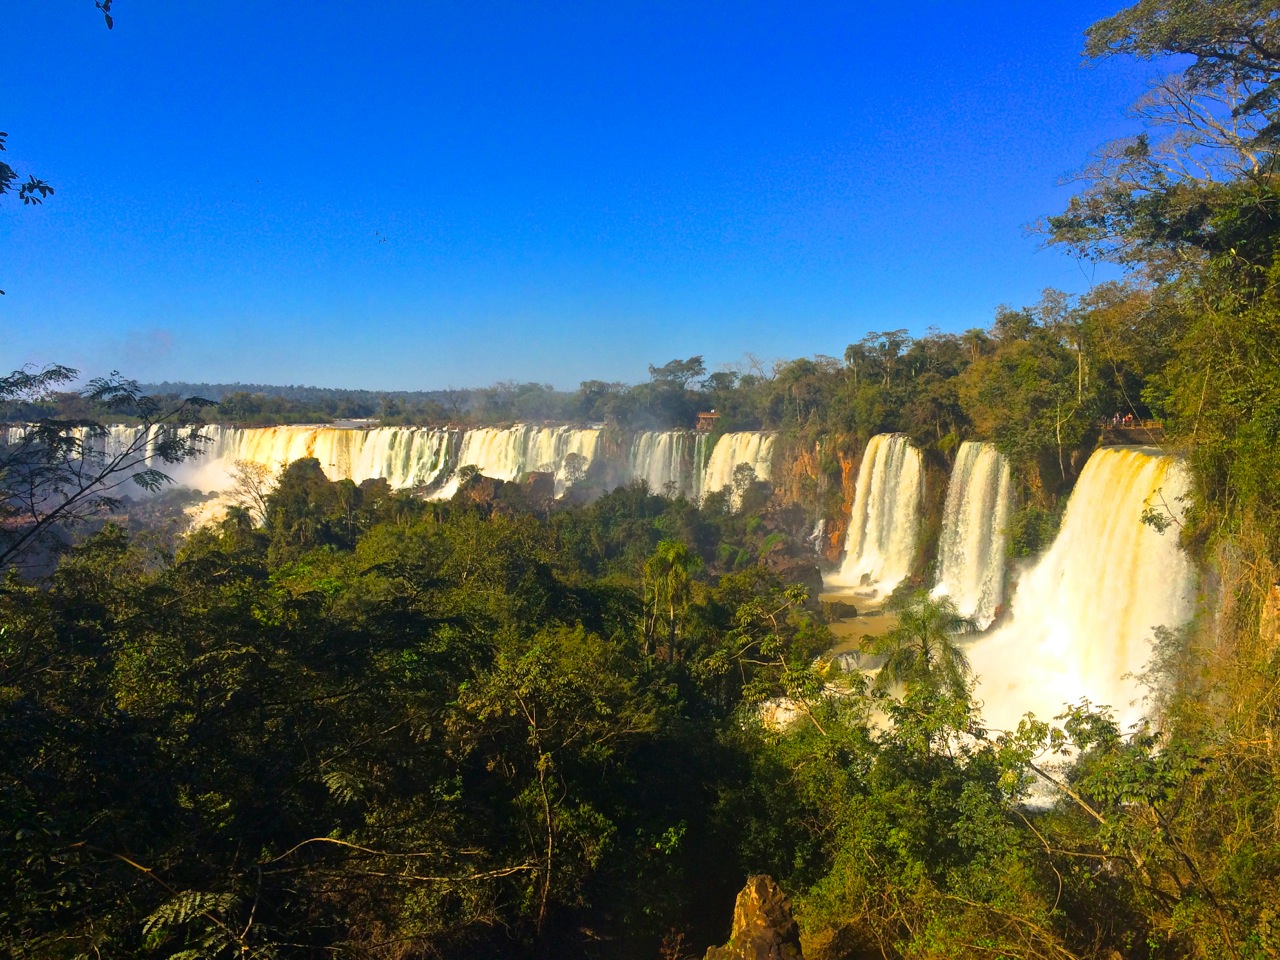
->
<box><xmin>865</xmin><ymin>590</ymin><xmax>975</xmax><ymax>698</ymax></box>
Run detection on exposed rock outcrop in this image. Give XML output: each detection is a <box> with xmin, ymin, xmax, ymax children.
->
<box><xmin>705</xmin><ymin>875</ymin><xmax>804</xmax><ymax>960</ymax></box>
<box><xmin>820</xmin><ymin>599</ymin><xmax>858</xmax><ymax>621</ymax></box>
<box><xmin>829</xmin><ymin>449</ymin><xmax>859</xmax><ymax>562</ymax></box>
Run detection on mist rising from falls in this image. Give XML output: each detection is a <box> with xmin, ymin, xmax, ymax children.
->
<box><xmin>969</xmin><ymin>447</ymin><xmax>1197</xmax><ymax>732</ymax></box>
<box><xmin>932</xmin><ymin>442</ymin><xmax>1012</xmax><ymax>628</ymax></box>
<box><xmin>826</xmin><ymin>434</ymin><xmax>923</xmax><ymax>599</ymax></box>
<box><xmin>700</xmin><ymin>432</ymin><xmax>775</xmax><ymax>502</ymax></box>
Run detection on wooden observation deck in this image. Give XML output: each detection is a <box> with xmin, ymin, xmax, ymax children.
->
<box><xmin>695</xmin><ymin>411</ymin><xmax>720</xmax><ymax>432</ymax></box>
<box><xmin>1100</xmin><ymin>418</ymin><xmax>1165</xmax><ymax>445</ymax></box>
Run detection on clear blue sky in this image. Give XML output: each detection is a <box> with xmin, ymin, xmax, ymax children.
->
<box><xmin>3</xmin><ymin>1</ymin><xmax>1159</xmax><ymax>390</ymax></box>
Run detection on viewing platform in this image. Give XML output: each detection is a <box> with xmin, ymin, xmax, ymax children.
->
<box><xmin>1100</xmin><ymin>418</ymin><xmax>1164</xmax><ymax>445</ymax></box>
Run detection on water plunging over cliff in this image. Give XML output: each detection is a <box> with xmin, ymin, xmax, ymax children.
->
<box><xmin>627</xmin><ymin>431</ymin><xmax>699</xmax><ymax>497</ymax></box>
<box><xmin>826</xmin><ymin>434</ymin><xmax>923</xmax><ymax>599</ymax></box>
<box><xmin>968</xmin><ymin>446</ymin><xmax>1197</xmax><ymax>732</ymax></box>
<box><xmin>700</xmin><ymin>432</ymin><xmax>775</xmax><ymax>502</ymax></box>
<box><xmin>430</xmin><ymin>426</ymin><xmax>600</xmax><ymax>497</ymax></box>
<box><xmin>932</xmin><ymin>442</ymin><xmax>1013</xmax><ymax>629</ymax></box>
<box><xmin>176</xmin><ymin>425</ymin><xmax>461</xmax><ymax>493</ymax></box>
<box><xmin>34</xmin><ymin>423</ymin><xmax>786</xmax><ymax>507</ymax></box>
<box><xmin>160</xmin><ymin>424</ymin><xmax>600</xmax><ymax>498</ymax></box>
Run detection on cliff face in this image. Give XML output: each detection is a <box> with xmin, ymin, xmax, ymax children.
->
<box><xmin>770</xmin><ymin>441</ymin><xmax>823</xmax><ymax>508</ymax></box>
<box><xmin>770</xmin><ymin>435</ymin><xmax>964</xmax><ymax>588</ymax></box>
<box><xmin>770</xmin><ymin>438</ymin><xmax>863</xmax><ymax>565</ymax></box>
<box><xmin>831</xmin><ymin>450</ymin><xmax>859</xmax><ymax>562</ymax></box>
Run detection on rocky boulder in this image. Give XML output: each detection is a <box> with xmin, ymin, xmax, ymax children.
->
<box><xmin>819</xmin><ymin>599</ymin><xmax>858</xmax><ymax>621</ymax></box>
<box><xmin>705</xmin><ymin>875</ymin><xmax>804</xmax><ymax>960</ymax></box>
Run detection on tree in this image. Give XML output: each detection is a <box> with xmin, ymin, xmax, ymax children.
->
<box><xmin>957</xmin><ymin>293</ymin><xmax>1102</xmax><ymax>489</ymax></box>
<box><xmin>0</xmin><ymin>367</ymin><xmax>211</xmax><ymax>571</ymax></box>
<box><xmin>647</xmin><ymin>356</ymin><xmax>706</xmax><ymax>389</ymax></box>
<box><xmin>227</xmin><ymin>459</ymin><xmax>276</xmax><ymax>524</ymax></box>
<box><xmin>1087</xmin><ymin>1</ymin><xmax>1280</xmax><ymax>96</ymax></box>
<box><xmin>0</xmin><ymin>132</ymin><xmax>54</xmax><ymax>208</ymax></box>
<box><xmin>452</xmin><ymin>626</ymin><xmax>661</xmax><ymax>944</ymax></box>
<box><xmin>1046</xmin><ymin>1</ymin><xmax>1280</xmax><ymax>272</ymax></box>
<box><xmin>0</xmin><ymin>130</ymin><xmax>54</xmax><ymax>297</ymax></box>
<box><xmin>1043</xmin><ymin>0</ymin><xmax>1280</xmax><ymax>547</ymax></box>
<box><xmin>865</xmin><ymin>591</ymin><xmax>975</xmax><ymax>699</ymax></box>
<box><xmin>561</xmin><ymin>451</ymin><xmax>588</xmax><ymax>489</ymax></box>
<box><xmin>642</xmin><ymin>539</ymin><xmax>701</xmax><ymax>660</ymax></box>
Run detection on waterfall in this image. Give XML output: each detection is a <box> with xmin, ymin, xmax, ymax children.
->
<box><xmin>1</xmin><ymin>423</ymin><xmax>176</xmax><ymax>508</ymax></box>
<box><xmin>932</xmin><ymin>441</ymin><xmax>1012</xmax><ymax>628</ymax></box>
<box><xmin>968</xmin><ymin>446</ymin><xmax>1197</xmax><ymax>731</ymax></box>
<box><xmin>700</xmin><ymin>432</ymin><xmax>775</xmax><ymax>502</ymax></box>
<box><xmin>171</xmin><ymin>425</ymin><xmax>461</xmax><ymax>493</ymax></box>
<box><xmin>826</xmin><ymin>434</ymin><xmax>923</xmax><ymax>599</ymax></box>
<box><xmin>429</xmin><ymin>425</ymin><xmax>601</xmax><ymax>498</ymax></box>
<box><xmin>183</xmin><ymin>423</ymin><xmax>607</xmax><ymax>497</ymax></box>
<box><xmin>15</xmin><ymin>422</ymin><xmax>785</xmax><ymax>507</ymax></box>
<box><xmin>626</xmin><ymin>431</ymin><xmax>698</xmax><ymax>497</ymax></box>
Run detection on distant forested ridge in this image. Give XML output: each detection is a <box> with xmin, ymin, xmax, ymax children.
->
<box><xmin>138</xmin><ymin>381</ymin><xmax>479</xmax><ymax>424</ymax></box>
<box><xmin>139</xmin><ymin>381</ymin><xmax>463</xmax><ymax>405</ymax></box>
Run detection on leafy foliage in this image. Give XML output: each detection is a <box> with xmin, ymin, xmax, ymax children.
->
<box><xmin>0</xmin><ymin>367</ymin><xmax>212</xmax><ymax>571</ymax></box>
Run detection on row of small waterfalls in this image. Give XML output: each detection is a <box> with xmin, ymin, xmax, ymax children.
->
<box><xmin>62</xmin><ymin>423</ymin><xmax>777</xmax><ymax>503</ymax></box>
<box><xmin>23</xmin><ymin>421</ymin><xmax>1197</xmax><ymax>730</ymax></box>
<box><xmin>828</xmin><ymin>433</ymin><xmax>1197</xmax><ymax>730</ymax></box>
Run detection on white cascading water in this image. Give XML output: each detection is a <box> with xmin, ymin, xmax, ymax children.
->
<box><xmin>932</xmin><ymin>441</ymin><xmax>1013</xmax><ymax>629</ymax></box>
<box><xmin>700</xmin><ymin>432</ymin><xmax>775</xmax><ymax>502</ymax></box>
<box><xmin>626</xmin><ymin>431</ymin><xmax>699</xmax><ymax>497</ymax></box>
<box><xmin>1</xmin><ymin>424</ymin><xmax>178</xmax><ymax>507</ymax></box>
<box><xmin>87</xmin><ymin>424</ymin><xmax>600</xmax><ymax>499</ymax></box>
<box><xmin>10</xmin><ymin>422</ymin><xmax>782</xmax><ymax>508</ymax></box>
<box><xmin>968</xmin><ymin>446</ymin><xmax>1198</xmax><ymax>732</ymax></box>
<box><xmin>168</xmin><ymin>425</ymin><xmax>461</xmax><ymax>493</ymax></box>
<box><xmin>429</xmin><ymin>425</ymin><xmax>600</xmax><ymax>498</ymax></box>
<box><xmin>826</xmin><ymin>433</ymin><xmax>923</xmax><ymax>599</ymax></box>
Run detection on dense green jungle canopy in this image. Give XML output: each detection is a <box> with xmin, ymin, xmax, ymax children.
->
<box><xmin>7</xmin><ymin>1</ymin><xmax>1280</xmax><ymax>958</ymax></box>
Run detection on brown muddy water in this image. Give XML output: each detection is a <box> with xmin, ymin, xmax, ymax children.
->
<box><xmin>820</xmin><ymin>591</ymin><xmax>899</xmax><ymax>656</ymax></box>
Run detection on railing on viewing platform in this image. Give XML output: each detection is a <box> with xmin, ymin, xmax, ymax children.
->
<box><xmin>1100</xmin><ymin>418</ymin><xmax>1165</xmax><ymax>444</ymax></box>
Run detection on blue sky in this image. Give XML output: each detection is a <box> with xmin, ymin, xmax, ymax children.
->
<box><xmin>3</xmin><ymin>2</ymin><xmax>1160</xmax><ymax>390</ymax></box>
